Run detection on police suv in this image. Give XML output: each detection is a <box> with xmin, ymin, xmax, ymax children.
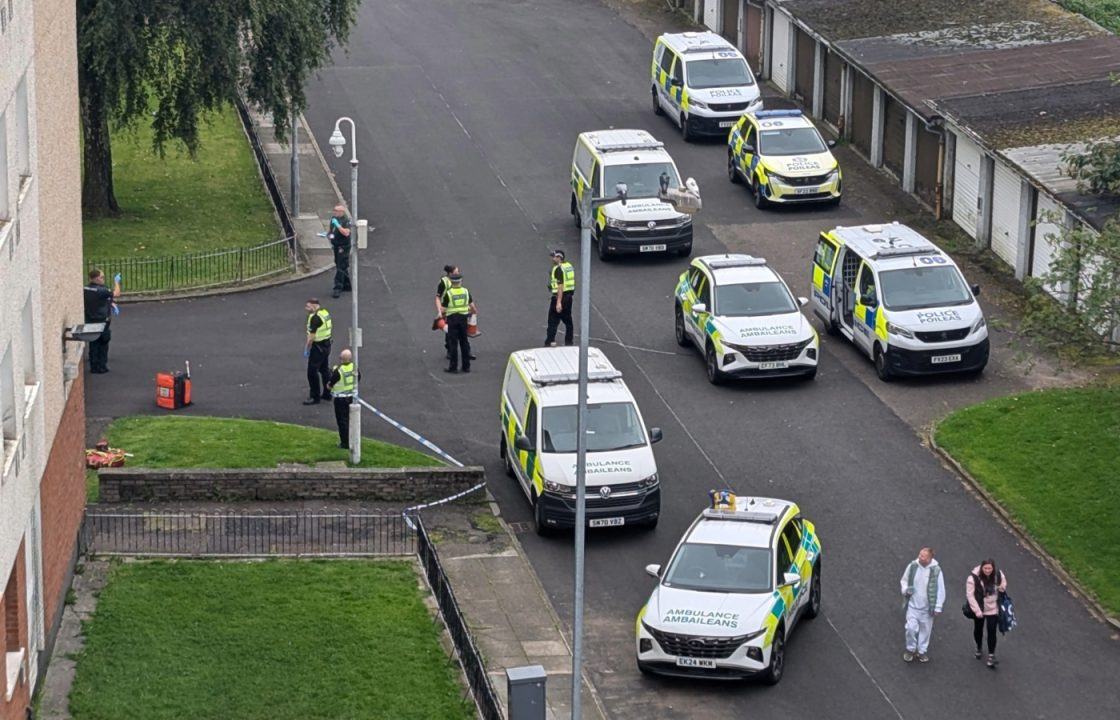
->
<box><xmin>675</xmin><ymin>254</ymin><xmax>819</xmax><ymax>383</ymax></box>
<box><xmin>500</xmin><ymin>347</ymin><xmax>663</xmax><ymax>534</ymax></box>
<box><xmin>636</xmin><ymin>492</ymin><xmax>822</xmax><ymax>684</ymax></box>
<box><xmin>810</xmin><ymin>222</ymin><xmax>989</xmax><ymax>380</ymax></box>
<box><xmin>652</xmin><ymin>31</ymin><xmax>763</xmax><ymax>140</ymax></box>
<box><xmin>728</xmin><ymin>109</ymin><xmax>841</xmax><ymax>208</ymax></box>
<box><xmin>571</xmin><ymin>129</ymin><xmax>694</xmax><ymax>259</ymax></box>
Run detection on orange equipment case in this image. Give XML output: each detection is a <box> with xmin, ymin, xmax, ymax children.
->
<box><xmin>156</xmin><ymin>362</ymin><xmax>192</xmax><ymax>410</ymax></box>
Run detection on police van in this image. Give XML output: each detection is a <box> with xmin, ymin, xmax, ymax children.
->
<box><xmin>571</xmin><ymin>129</ymin><xmax>694</xmax><ymax>259</ymax></box>
<box><xmin>810</xmin><ymin>223</ymin><xmax>989</xmax><ymax>380</ymax></box>
<box><xmin>499</xmin><ymin>347</ymin><xmax>662</xmax><ymax>534</ymax></box>
<box><xmin>651</xmin><ymin>32</ymin><xmax>763</xmax><ymax>141</ymax></box>
<box><xmin>636</xmin><ymin>491</ymin><xmax>821</xmax><ymax>684</ymax></box>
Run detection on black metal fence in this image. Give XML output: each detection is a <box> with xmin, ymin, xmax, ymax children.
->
<box><xmin>234</xmin><ymin>96</ymin><xmax>296</xmax><ymax>243</ymax></box>
<box><xmin>87</xmin><ymin>237</ymin><xmax>296</xmax><ymax>295</ymax></box>
<box><xmin>415</xmin><ymin>516</ymin><xmax>504</xmax><ymax>720</ymax></box>
<box><xmin>80</xmin><ymin>511</ymin><xmax>415</xmax><ymax>557</ymax></box>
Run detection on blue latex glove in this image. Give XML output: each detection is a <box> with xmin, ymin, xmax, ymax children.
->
<box><xmin>303</xmin><ymin>349</ymin><xmax>310</xmax><ymax>358</ymax></box>
<box><xmin>111</xmin><ymin>304</ymin><xmax>120</xmax><ymax>316</ymax></box>
<box><xmin>330</xmin><ymin>218</ymin><xmax>340</xmax><ymax>228</ymax></box>
<box><xmin>113</xmin><ymin>273</ymin><xmax>122</xmax><ymax>284</ymax></box>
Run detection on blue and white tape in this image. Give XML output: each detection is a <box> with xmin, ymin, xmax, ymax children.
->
<box><xmin>357</xmin><ymin>397</ymin><xmax>464</xmax><ymax>467</ymax></box>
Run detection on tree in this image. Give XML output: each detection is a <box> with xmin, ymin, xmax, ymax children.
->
<box><xmin>78</xmin><ymin>0</ymin><xmax>358</xmax><ymax>217</ymax></box>
<box><xmin>1063</xmin><ymin>140</ymin><xmax>1120</xmax><ymax>197</ymax></box>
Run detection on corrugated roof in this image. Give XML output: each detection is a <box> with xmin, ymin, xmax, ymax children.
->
<box><xmin>1001</xmin><ymin>141</ymin><xmax>1120</xmax><ymax>231</ymax></box>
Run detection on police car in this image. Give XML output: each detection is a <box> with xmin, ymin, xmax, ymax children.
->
<box><xmin>652</xmin><ymin>31</ymin><xmax>763</xmax><ymax>141</ymax></box>
<box><xmin>810</xmin><ymin>223</ymin><xmax>989</xmax><ymax>380</ymax></box>
<box><xmin>675</xmin><ymin>254</ymin><xmax>819</xmax><ymax>383</ymax></box>
<box><xmin>727</xmin><ymin>109</ymin><xmax>841</xmax><ymax>208</ymax></box>
<box><xmin>636</xmin><ymin>491</ymin><xmax>821</xmax><ymax>684</ymax></box>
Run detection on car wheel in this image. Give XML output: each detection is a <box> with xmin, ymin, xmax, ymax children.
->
<box><xmin>501</xmin><ymin>437</ymin><xmax>515</xmax><ymax>478</ymax></box>
<box><xmin>705</xmin><ymin>345</ymin><xmax>725</xmax><ymax>385</ymax></box>
<box><xmin>532</xmin><ymin>491</ymin><xmax>552</xmax><ymax>537</ymax></box>
<box><xmin>571</xmin><ymin>195</ymin><xmax>580</xmax><ymax>228</ymax></box>
<box><xmin>827</xmin><ymin>195</ymin><xmax>842</xmax><ymax>207</ymax></box>
<box><xmin>596</xmin><ymin>230</ymin><xmax>611</xmax><ymax>261</ymax></box>
<box><xmin>805</xmin><ymin>562</ymin><xmax>822</xmax><ymax>619</ymax></box>
<box><xmin>681</xmin><ymin>114</ymin><xmax>694</xmax><ymax>142</ymax></box>
<box><xmin>753</xmin><ymin>177</ymin><xmax>769</xmax><ymax>209</ymax></box>
<box><xmin>762</xmin><ymin>627</ymin><xmax>785</xmax><ymax>685</ymax></box>
<box><xmin>826</xmin><ymin>308</ymin><xmax>841</xmax><ymax>336</ymax></box>
<box><xmin>675</xmin><ymin>305</ymin><xmax>691</xmax><ymax>348</ymax></box>
<box><xmin>728</xmin><ymin>153</ymin><xmax>741</xmax><ymax>184</ymax></box>
<box><xmin>652</xmin><ymin>87</ymin><xmax>663</xmax><ymax>117</ymax></box>
<box><xmin>874</xmin><ymin>345</ymin><xmax>893</xmax><ymax>382</ymax></box>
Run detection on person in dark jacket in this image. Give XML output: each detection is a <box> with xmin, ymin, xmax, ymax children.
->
<box><xmin>83</xmin><ymin>269</ymin><xmax>121</xmax><ymax>373</ymax></box>
<box><xmin>329</xmin><ymin>205</ymin><xmax>352</xmax><ymax>298</ymax></box>
<box><xmin>966</xmin><ymin>559</ymin><xmax>1007</xmax><ymax>668</ymax></box>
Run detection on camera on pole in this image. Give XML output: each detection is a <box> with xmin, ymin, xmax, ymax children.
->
<box><xmin>659</xmin><ymin>176</ymin><xmax>702</xmax><ymax>214</ymax></box>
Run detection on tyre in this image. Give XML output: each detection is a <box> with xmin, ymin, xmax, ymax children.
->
<box><xmin>827</xmin><ymin>195</ymin><xmax>842</xmax><ymax>207</ymax></box>
<box><xmin>501</xmin><ymin>436</ymin><xmax>515</xmax><ymax>478</ymax></box>
<box><xmin>728</xmin><ymin>153</ymin><xmax>741</xmax><ymax>184</ymax></box>
<box><xmin>597</xmin><ymin>231</ymin><xmax>612</xmax><ymax>261</ymax></box>
<box><xmin>571</xmin><ymin>195</ymin><xmax>580</xmax><ymax>229</ymax></box>
<box><xmin>532</xmin><ymin>491</ymin><xmax>552</xmax><ymax>537</ymax></box>
<box><xmin>804</xmin><ymin>562</ymin><xmax>822</xmax><ymax>619</ymax></box>
<box><xmin>753</xmin><ymin>177</ymin><xmax>769</xmax><ymax>209</ymax></box>
<box><xmin>681</xmin><ymin>114</ymin><xmax>694</xmax><ymax>142</ymax></box>
<box><xmin>652</xmin><ymin>87</ymin><xmax>664</xmax><ymax>116</ymax></box>
<box><xmin>761</xmin><ymin>627</ymin><xmax>785</xmax><ymax>685</ymax></box>
<box><xmin>874</xmin><ymin>345</ymin><xmax>893</xmax><ymax>382</ymax></box>
<box><xmin>675</xmin><ymin>305</ymin><xmax>690</xmax><ymax>348</ymax></box>
<box><xmin>825</xmin><ymin>309</ymin><xmax>841</xmax><ymax>336</ymax></box>
<box><xmin>706</xmin><ymin>344</ymin><xmax>725</xmax><ymax>385</ymax></box>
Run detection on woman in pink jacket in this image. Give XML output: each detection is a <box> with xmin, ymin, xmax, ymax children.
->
<box><xmin>966</xmin><ymin>559</ymin><xmax>1007</xmax><ymax>668</ymax></box>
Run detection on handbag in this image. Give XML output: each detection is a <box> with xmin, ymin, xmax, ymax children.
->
<box><xmin>962</xmin><ymin>601</ymin><xmax>976</xmax><ymax>619</ymax></box>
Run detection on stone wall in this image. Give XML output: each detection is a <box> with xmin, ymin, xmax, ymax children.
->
<box><xmin>97</xmin><ymin>466</ymin><xmax>484</xmax><ymax>503</ymax></box>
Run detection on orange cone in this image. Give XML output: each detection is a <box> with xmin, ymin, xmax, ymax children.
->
<box><xmin>468</xmin><ymin>314</ymin><xmax>482</xmax><ymax>337</ymax></box>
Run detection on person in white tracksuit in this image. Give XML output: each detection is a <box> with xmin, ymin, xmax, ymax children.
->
<box><xmin>900</xmin><ymin>547</ymin><xmax>945</xmax><ymax>663</ymax></box>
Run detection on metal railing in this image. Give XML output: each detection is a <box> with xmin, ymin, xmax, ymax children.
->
<box><xmin>87</xmin><ymin>237</ymin><xmax>296</xmax><ymax>295</ymax></box>
<box><xmin>415</xmin><ymin>516</ymin><xmax>504</xmax><ymax>720</ymax></box>
<box><xmin>80</xmin><ymin>511</ymin><xmax>415</xmax><ymax>557</ymax></box>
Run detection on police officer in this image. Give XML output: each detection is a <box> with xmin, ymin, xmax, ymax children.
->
<box><xmin>83</xmin><ymin>268</ymin><xmax>121</xmax><ymax>374</ymax></box>
<box><xmin>436</xmin><ymin>273</ymin><xmax>478</xmax><ymax>374</ymax></box>
<box><xmin>329</xmin><ymin>205</ymin><xmax>352</xmax><ymax>299</ymax></box>
<box><xmin>545</xmin><ymin>250</ymin><xmax>575</xmax><ymax>347</ymax></box>
<box><xmin>436</xmin><ymin>265</ymin><xmax>457</xmax><ymax>359</ymax></box>
<box><xmin>303</xmin><ymin>298</ymin><xmax>333</xmax><ymax>404</ymax></box>
<box><xmin>326</xmin><ymin>348</ymin><xmax>360</xmax><ymax>449</ymax></box>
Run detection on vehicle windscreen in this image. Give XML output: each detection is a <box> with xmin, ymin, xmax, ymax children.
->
<box><xmin>603</xmin><ymin>163</ymin><xmax>680</xmax><ymax>200</ymax></box>
<box><xmin>714</xmin><ymin>281</ymin><xmax>797</xmax><ymax>317</ymax></box>
<box><xmin>541</xmin><ymin>402</ymin><xmax>646</xmax><ymax>453</ymax></box>
<box><xmin>758</xmin><ymin>127</ymin><xmax>826</xmax><ymax>156</ymax></box>
<box><xmin>663</xmin><ymin>543</ymin><xmax>772</xmax><ymax>593</ymax></box>
<box><xmin>685</xmin><ymin>58</ymin><xmax>754</xmax><ymax>89</ymax></box>
<box><xmin>880</xmin><ymin>266</ymin><xmax>973</xmax><ymax>311</ymax></box>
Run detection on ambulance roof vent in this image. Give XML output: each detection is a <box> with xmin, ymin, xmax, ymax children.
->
<box><xmin>704</xmin><ymin>254</ymin><xmax>767</xmax><ymax>269</ymax></box>
<box><xmin>518</xmin><ymin>346</ymin><xmax>622</xmax><ymax>386</ymax></box>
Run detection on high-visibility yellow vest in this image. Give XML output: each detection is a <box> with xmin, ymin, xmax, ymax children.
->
<box><xmin>307</xmin><ymin>308</ymin><xmax>332</xmax><ymax>342</ymax></box>
<box><xmin>333</xmin><ymin>362</ymin><xmax>357</xmax><ymax>396</ymax></box>
<box><xmin>444</xmin><ymin>286</ymin><xmax>471</xmax><ymax>315</ymax></box>
<box><xmin>440</xmin><ymin>276</ymin><xmax>452</xmax><ymax>292</ymax></box>
<box><xmin>550</xmin><ymin>262</ymin><xmax>576</xmax><ymax>294</ymax></box>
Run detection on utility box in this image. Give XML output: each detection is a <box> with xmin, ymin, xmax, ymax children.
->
<box><xmin>506</xmin><ymin>665</ymin><xmax>546</xmax><ymax>720</ymax></box>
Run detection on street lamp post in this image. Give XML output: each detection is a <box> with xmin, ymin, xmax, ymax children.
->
<box><xmin>328</xmin><ymin>118</ymin><xmax>362</xmax><ymax>465</ymax></box>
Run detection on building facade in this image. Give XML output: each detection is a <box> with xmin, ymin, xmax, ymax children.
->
<box><xmin>1</xmin><ymin>0</ymin><xmax>87</xmax><ymax>716</ymax></box>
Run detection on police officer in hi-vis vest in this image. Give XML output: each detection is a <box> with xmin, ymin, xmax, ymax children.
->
<box><xmin>326</xmin><ymin>348</ymin><xmax>360</xmax><ymax>448</ymax></box>
<box><xmin>545</xmin><ymin>249</ymin><xmax>575</xmax><ymax>347</ymax></box>
<box><xmin>436</xmin><ymin>273</ymin><xmax>478</xmax><ymax>374</ymax></box>
<box><xmin>303</xmin><ymin>298</ymin><xmax>333</xmax><ymax>404</ymax></box>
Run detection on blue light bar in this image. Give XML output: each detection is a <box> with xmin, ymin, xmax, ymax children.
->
<box><xmin>753</xmin><ymin>109</ymin><xmax>803</xmax><ymax>118</ymax></box>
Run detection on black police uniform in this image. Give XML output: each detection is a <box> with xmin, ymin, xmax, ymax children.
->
<box><xmin>330</xmin><ymin>215</ymin><xmax>353</xmax><ymax>296</ymax></box>
<box><xmin>83</xmin><ymin>283</ymin><xmax>114</xmax><ymax>373</ymax></box>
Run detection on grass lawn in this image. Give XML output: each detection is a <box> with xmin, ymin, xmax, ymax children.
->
<box><xmin>69</xmin><ymin>560</ymin><xmax>474</xmax><ymax>720</ymax></box>
<box><xmin>935</xmin><ymin>385</ymin><xmax>1120</xmax><ymax>615</ymax></box>
<box><xmin>84</xmin><ymin>105</ymin><xmax>278</xmax><ymax>260</ymax></box>
<box><xmin>1059</xmin><ymin>1</ymin><xmax>1120</xmax><ymax>34</ymax></box>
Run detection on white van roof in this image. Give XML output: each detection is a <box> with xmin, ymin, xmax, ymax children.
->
<box><xmin>580</xmin><ymin>129</ymin><xmax>665</xmax><ymax>155</ymax></box>
<box><xmin>830</xmin><ymin>222</ymin><xmax>943</xmax><ymax>263</ymax></box>
<box><xmin>660</xmin><ymin>31</ymin><xmax>736</xmax><ymax>56</ymax></box>
<box><xmin>513</xmin><ymin>346</ymin><xmax>621</xmax><ymax>386</ymax></box>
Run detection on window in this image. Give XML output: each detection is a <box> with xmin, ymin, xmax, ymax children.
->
<box><xmin>659</xmin><ymin>47</ymin><xmax>675</xmax><ymax>75</ymax></box>
<box><xmin>758</xmin><ymin>127</ymin><xmax>827</xmax><ymax>156</ymax></box>
<box><xmin>524</xmin><ymin>400</ymin><xmax>537</xmax><ymax>449</ymax></box>
<box><xmin>573</xmin><ymin>142</ymin><xmax>594</xmax><ymax>182</ymax></box>
<box><xmin>743</xmin><ymin>124</ymin><xmax>757</xmax><ymax>152</ymax></box>
<box><xmin>0</xmin><ymin>113</ymin><xmax>9</xmax><ymax>220</ymax></box>
<box><xmin>603</xmin><ymin>162</ymin><xmax>680</xmax><ymax>200</ymax></box>
<box><xmin>781</xmin><ymin>521</ymin><xmax>802</xmax><ymax>560</ymax></box>
<box><xmin>684</xmin><ymin>58</ymin><xmax>755</xmax><ymax>89</ymax></box>
<box><xmin>671</xmin><ymin>56</ymin><xmax>684</xmax><ymax>85</ymax></box>
<box><xmin>590</xmin><ymin>161</ymin><xmax>601</xmax><ymax>197</ymax></box>
<box><xmin>1</xmin><ymin>345</ymin><xmax>17</xmax><ymax>450</ymax></box>
<box><xmin>20</xmin><ymin>296</ymin><xmax>36</xmax><ymax>385</ymax></box>
<box><xmin>880</xmin><ymin>266</ymin><xmax>973</xmax><ymax>311</ymax></box>
<box><xmin>776</xmin><ymin>534</ymin><xmax>793</xmax><ymax>584</ymax></box>
<box><xmin>664</xmin><ymin>544</ymin><xmax>772</xmax><ymax>593</ymax></box>
<box><xmin>857</xmin><ymin>264</ymin><xmax>877</xmax><ymax>304</ymax></box>
<box><xmin>4</xmin><ymin>565</ymin><xmax>24</xmax><ymax>701</ymax></box>
<box><xmin>541</xmin><ymin>402</ymin><xmax>646</xmax><ymax>453</ymax></box>
<box><xmin>689</xmin><ymin>268</ymin><xmax>706</xmax><ymax>293</ymax></box>
<box><xmin>14</xmin><ymin>76</ymin><xmax>28</xmax><ymax>177</ymax></box>
<box><xmin>503</xmin><ymin>364</ymin><xmax>528</xmax><ymax>423</ymax></box>
<box><xmin>697</xmin><ymin>276</ymin><xmax>711</xmax><ymax>307</ymax></box>
<box><xmin>814</xmin><ymin>236</ymin><xmax>838</xmax><ymax>272</ymax></box>
<box><xmin>714</xmin><ymin>281</ymin><xmax>797</xmax><ymax>317</ymax></box>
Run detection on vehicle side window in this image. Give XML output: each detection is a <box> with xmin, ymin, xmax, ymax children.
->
<box><xmin>858</xmin><ymin>264</ymin><xmax>877</xmax><ymax>304</ymax></box>
<box><xmin>814</xmin><ymin>236</ymin><xmax>838</xmax><ymax>272</ymax></box>
<box><xmin>671</xmin><ymin>56</ymin><xmax>684</xmax><ymax>85</ymax></box>
<box><xmin>574</xmin><ymin>143</ymin><xmax>594</xmax><ymax>182</ymax></box>
<box><xmin>524</xmin><ymin>400</ymin><xmax>538</xmax><ymax>448</ymax></box>
<box><xmin>590</xmin><ymin>161</ymin><xmax>601</xmax><ymax>197</ymax></box>
<box><xmin>744</xmin><ymin>124</ymin><xmax>757</xmax><ymax>150</ymax></box>
<box><xmin>661</xmin><ymin>48</ymin><xmax>676</xmax><ymax>74</ymax></box>
<box><xmin>505</xmin><ymin>366</ymin><xmax>530</xmax><ymax>425</ymax></box>
<box><xmin>697</xmin><ymin>276</ymin><xmax>711</xmax><ymax>307</ymax></box>
<box><xmin>781</xmin><ymin>522</ymin><xmax>801</xmax><ymax>558</ymax></box>
<box><xmin>776</xmin><ymin>535</ymin><xmax>793</xmax><ymax>583</ymax></box>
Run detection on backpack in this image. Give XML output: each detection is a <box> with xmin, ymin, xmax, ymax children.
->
<box><xmin>998</xmin><ymin>591</ymin><xmax>1017</xmax><ymax>634</ymax></box>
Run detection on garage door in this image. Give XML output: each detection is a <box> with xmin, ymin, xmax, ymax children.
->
<box><xmin>1032</xmin><ymin>192</ymin><xmax>1065</xmax><ymax>291</ymax></box>
<box><xmin>704</xmin><ymin>0</ymin><xmax>719</xmax><ymax>32</ymax></box>
<box><xmin>991</xmin><ymin>159</ymin><xmax>1023</xmax><ymax>269</ymax></box>
<box><xmin>745</xmin><ymin>2</ymin><xmax>763</xmax><ymax>72</ymax></box>
<box><xmin>722</xmin><ymin>0</ymin><xmax>738</xmax><ymax>42</ymax></box>
<box><xmin>914</xmin><ymin>125</ymin><xmax>940</xmax><ymax>208</ymax></box>
<box><xmin>952</xmin><ymin>133</ymin><xmax>982</xmax><ymax>239</ymax></box>
<box><xmin>794</xmin><ymin>27</ymin><xmax>814</xmax><ymax>103</ymax></box>
<box><xmin>771</xmin><ymin>11</ymin><xmax>792</xmax><ymax>93</ymax></box>
<box><xmin>882</xmin><ymin>96</ymin><xmax>907</xmax><ymax>177</ymax></box>
<box><xmin>822</xmin><ymin>48</ymin><xmax>842</xmax><ymax>128</ymax></box>
<box><xmin>850</xmin><ymin>71</ymin><xmax>873</xmax><ymax>158</ymax></box>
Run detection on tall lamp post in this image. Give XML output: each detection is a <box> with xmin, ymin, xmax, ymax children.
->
<box><xmin>328</xmin><ymin>118</ymin><xmax>363</xmax><ymax>465</ymax></box>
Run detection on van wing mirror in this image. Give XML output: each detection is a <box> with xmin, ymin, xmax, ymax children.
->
<box><xmin>670</xmin><ymin>77</ymin><xmax>682</xmax><ymax>86</ymax></box>
<box><xmin>645</xmin><ymin>564</ymin><xmax>662</xmax><ymax>578</ymax></box>
<box><xmin>691</xmin><ymin>303</ymin><xmax>707</xmax><ymax>314</ymax></box>
<box><xmin>827</xmin><ymin>139</ymin><xmax>837</xmax><ymax>149</ymax></box>
<box><xmin>648</xmin><ymin>427</ymin><xmax>663</xmax><ymax>444</ymax></box>
<box><xmin>514</xmin><ymin>434</ymin><xmax>534</xmax><ymax>452</ymax></box>
<box><xmin>798</xmin><ymin>296</ymin><xmax>809</xmax><ymax>307</ymax></box>
<box><xmin>742</xmin><ymin>144</ymin><xmax>755</xmax><ymax>154</ymax></box>
<box><xmin>971</xmin><ymin>284</ymin><xmax>981</xmax><ymax>296</ymax></box>
<box><xmin>782</xmin><ymin>572</ymin><xmax>801</xmax><ymax>587</ymax></box>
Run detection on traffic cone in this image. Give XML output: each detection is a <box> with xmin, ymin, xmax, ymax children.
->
<box><xmin>432</xmin><ymin>316</ymin><xmax>447</xmax><ymax>331</ymax></box>
<box><xmin>468</xmin><ymin>313</ymin><xmax>482</xmax><ymax>337</ymax></box>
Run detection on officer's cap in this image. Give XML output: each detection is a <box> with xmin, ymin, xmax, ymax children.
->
<box><xmin>448</xmin><ymin>272</ymin><xmax>463</xmax><ymax>282</ymax></box>
<box><xmin>552</xmin><ymin>249</ymin><xmax>565</xmax><ymax>259</ymax></box>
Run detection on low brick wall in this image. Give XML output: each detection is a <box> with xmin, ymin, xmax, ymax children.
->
<box><xmin>97</xmin><ymin>466</ymin><xmax>483</xmax><ymax>503</ymax></box>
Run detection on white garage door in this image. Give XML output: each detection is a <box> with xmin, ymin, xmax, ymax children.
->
<box><xmin>771</xmin><ymin>12</ymin><xmax>792</xmax><ymax>94</ymax></box>
<box><xmin>990</xmin><ymin>160</ymin><xmax>1023</xmax><ymax>270</ymax></box>
<box><xmin>704</xmin><ymin>0</ymin><xmax>720</xmax><ymax>31</ymax></box>
<box><xmin>952</xmin><ymin>133</ymin><xmax>982</xmax><ymax>239</ymax></box>
<box><xmin>1032</xmin><ymin>192</ymin><xmax>1065</xmax><ymax>295</ymax></box>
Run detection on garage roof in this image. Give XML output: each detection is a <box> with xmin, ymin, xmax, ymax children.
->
<box><xmin>1000</xmin><ymin>141</ymin><xmax>1120</xmax><ymax>232</ymax></box>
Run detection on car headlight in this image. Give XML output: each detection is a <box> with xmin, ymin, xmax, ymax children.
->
<box><xmin>748</xmin><ymin>97</ymin><xmax>763</xmax><ymax>110</ymax></box>
<box><xmin>689</xmin><ymin>98</ymin><xmax>709</xmax><ymax>110</ymax></box>
<box><xmin>604</xmin><ymin>216</ymin><xmax>624</xmax><ymax>228</ymax></box>
<box><xmin>826</xmin><ymin>168</ymin><xmax>840</xmax><ymax>181</ymax></box>
<box><xmin>972</xmin><ymin>316</ymin><xmax>987</xmax><ymax>334</ymax></box>
<box><xmin>543</xmin><ymin>480</ymin><xmax>565</xmax><ymax>493</ymax></box>
<box><xmin>638</xmin><ymin>473</ymin><xmax>659</xmax><ymax>488</ymax></box>
<box><xmin>887</xmin><ymin>322</ymin><xmax>914</xmax><ymax>339</ymax></box>
<box><xmin>768</xmin><ymin>172</ymin><xmax>792</xmax><ymax>185</ymax></box>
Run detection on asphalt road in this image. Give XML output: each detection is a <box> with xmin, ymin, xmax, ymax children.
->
<box><xmin>88</xmin><ymin>0</ymin><xmax>1119</xmax><ymax>717</ymax></box>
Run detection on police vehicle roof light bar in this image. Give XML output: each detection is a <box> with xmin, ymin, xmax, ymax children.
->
<box><xmin>753</xmin><ymin>109</ymin><xmax>803</xmax><ymax>119</ymax></box>
<box><xmin>596</xmin><ymin>140</ymin><xmax>665</xmax><ymax>153</ymax></box>
<box><xmin>705</xmin><ymin>255</ymin><xmax>767</xmax><ymax>269</ymax></box>
<box><xmin>869</xmin><ymin>245</ymin><xmax>940</xmax><ymax>260</ymax></box>
<box><xmin>701</xmin><ymin>508</ymin><xmax>782</xmax><ymax>524</ymax></box>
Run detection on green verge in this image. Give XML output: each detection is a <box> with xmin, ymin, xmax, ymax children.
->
<box><xmin>68</xmin><ymin>560</ymin><xmax>474</xmax><ymax>720</ymax></box>
<box><xmin>935</xmin><ymin>386</ymin><xmax>1120</xmax><ymax>615</ymax></box>
<box><xmin>83</xmin><ymin>106</ymin><xmax>278</xmax><ymax>260</ymax></box>
<box><xmin>1058</xmin><ymin>1</ymin><xmax>1120</xmax><ymax>34</ymax></box>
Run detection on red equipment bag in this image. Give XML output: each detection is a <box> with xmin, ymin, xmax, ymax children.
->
<box><xmin>156</xmin><ymin>363</ymin><xmax>192</xmax><ymax>410</ymax></box>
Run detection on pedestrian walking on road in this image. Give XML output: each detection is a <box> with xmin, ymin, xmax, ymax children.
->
<box><xmin>329</xmin><ymin>205</ymin><xmax>352</xmax><ymax>298</ymax></box>
<box><xmin>436</xmin><ymin>273</ymin><xmax>477</xmax><ymax>374</ymax></box>
<box><xmin>544</xmin><ymin>249</ymin><xmax>575</xmax><ymax>347</ymax></box>
<box><xmin>900</xmin><ymin>547</ymin><xmax>945</xmax><ymax>663</ymax></box>
<box><xmin>966</xmin><ymin>559</ymin><xmax>1007</xmax><ymax>669</ymax></box>
<box><xmin>326</xmin><ymin>348</ymin><xmax>360</xmax><ymax>449</ymax></box>
<box><xmin>83</xmin><ymin>268</ymin><xmax>121</xmax><ymax>374</ymax></box>
<box><xmin>303</xmin><ymin>298</ymin><xmax>333</xmax><ymax>405</ymax></box>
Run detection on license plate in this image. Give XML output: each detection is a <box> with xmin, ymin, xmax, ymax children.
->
<box><xmin>639</xmin><ymin>244</ymin><xmax>667</xmax><ymax>253</ymax></box>
<box><xmin>589</xmin><ymin>517</ymin><xmax>625</xmax><ymax>528</ymax></box>
<box><xmin>676</xmin><ymin>657</ymin><xmax>716</xmax><ymax>669</ymax></box>
<box><xmin>718</xmin><ymin>121</ymin><xmax>735</xmax><ymax>128</ymax></box>
<box><xmin>758</xmin><ymin>361</ymin><xmax>789</xmax><ymax>370</ymax></box>
<box><xmin>795</xmin><ymin>187</ymin><xmax>819</xmax><ymax>195</ymax></box>
<box><xmin>931</xmin><ymin>354</ymin><xmax>962</xmax><ymax>364</ymax></box>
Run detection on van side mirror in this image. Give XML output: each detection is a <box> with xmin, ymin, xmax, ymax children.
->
<box><xmin>827</xmin><ymin>139</ymin><xmax>837</xmax><ymax>149</ymax></box>
<box><xmin>971</xmin><ymin>284</ymin><xmax>981</xmax><ymax>296</ymax></box>
<box><xmin>514</xmin><ymin>434</ymin><xmax>534</xmax><ymax>452</ymax></box>
<box><xmin>645</xmin><ymin>564</ymin><xmax>662</xmax><ymax>578</ymax></box>
<box><xmin>798</xmin><ymin>296</ymin><xmax>809</xmax><ymax>307</ymax></box>
<box><xmin>670</xmin><ymin>77</ymin><xmax>682</xmax><ymax>87</ymax></box>
<box><xmin>691</xmin><ymin>303</ymin><xmax>707</xmax><ymax>314</ymax></box>
<box><xmin>860</xmin><ymin>294</ymin><xmax>877</xmax><ymax>308</ymax></box>
<box><xmin>648</xmin><ymin>427</ymin><xmax>663</xmax><ymax>444</ymax></box>
<box><xmin>782</xmin><ymin>572</ymin><xmax>801</xmax><ymax>587</ymax></box>
<box><xmin>742</xmin><ymin>144</ymin><xmax>755</xmax><ymax>154</ymax></box>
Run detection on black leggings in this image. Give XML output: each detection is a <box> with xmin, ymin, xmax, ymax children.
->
<box><xmin>973</xmin><ymin>614</ymin><xmax>998</xmax><ymax>653</ymax></box>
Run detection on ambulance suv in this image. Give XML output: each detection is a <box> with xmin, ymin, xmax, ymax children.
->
<box><xmin>636</xmin><ymin>492</ymin><xmax>822</xmax><ymax>684</ymax></box>
<box><xmin>810</xmin><ymin>223</ymin><xmax>989</xmax><ymax>380</ymax></box>
<box><xmin>652</xmin><ymin>32</ymin><xmax>763</xmax><ymax>141</ymax></box>
<box><xmin>675</xmin><ymin>254</ymin><xmax>819</xmax><ymax>383</ymax></box>
<box><xmin>727</xmin><ymin>109</ymin><xmax>841</xmax><ymax>208</ymax></box>
<box><xmin>499</xmin><ymin>347</ymin><xmax>663</xmax><ymax>535</ymax></box>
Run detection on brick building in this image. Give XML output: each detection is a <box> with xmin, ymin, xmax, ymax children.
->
<box><xmin>1</xmin><ymin>0</ymin><xmax>87</xmax><ymax>716</ymax></box>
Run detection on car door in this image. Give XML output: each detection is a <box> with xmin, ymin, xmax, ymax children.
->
<box><xmin>852</xmin><ymin>262</ymin><xmax>879</xmax><ymax>355</ymax></box>
<box><xmin>811</xmin><ymin>233</ymin><xmax>840</xmax><ymax>322</ymax></box>
<box><xmin>775</xmin><ymin>528</ymin><xmax>796</xmax><ymax>625</ymax></box>
<box><xmin>780</xmin><ymin>520</ymin><xmax>808</xmax><ymax>617</ymax></box>
<box><xmin>579</xmin><ymin>159</ymin><xmax>600</xmax><ymax>228</ymax></box>
<box><xmin>686</xmin><ymin>268</ymin><xmax>712</xmax><ymax>341</ymax></box>
<box><xmin>519</xmin><ymin>399</ymin><xmax>540</xmax><ymax>496</ymax></box>
<box><xmin>669</xmin><ymin>54</ymin><xmax>685</xmax><ymax>115</ymax></box>
<box><xmin>655</xmin><ymin>44</ymin><xmax>676</xmax><ymax>111</ymax></box>
<box><xmin>738</xmin><ymin>123</ymin><xmax>759</xmax><ymax>180</ymax></box>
